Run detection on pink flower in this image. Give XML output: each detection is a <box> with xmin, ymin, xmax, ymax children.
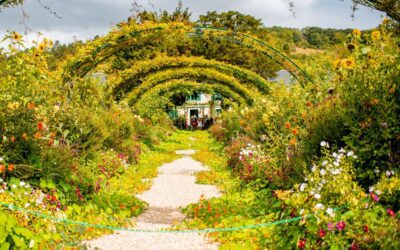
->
<box><xmin>387</xmin><ymin>208</ymin><xmax>396</xmax><ymax>217</ymax></box>
<box><xmin>327</xmin><ymin>222</ymin><xmax>334</xmax><ymax>231</ymax></box>
<box><xmin>370</xmin><ymin>192</ymin><xmax>379</xmax><ymax>202</ymax></box>
<box><xmin>336</xmin><ymin>221</ymin><xmax>346</xmax><ymax>231</ymax></box>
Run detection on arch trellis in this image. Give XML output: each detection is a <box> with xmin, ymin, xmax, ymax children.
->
<box><xmin>63</xmin><ymin>22</ymin><xmax>314</xmax><ymax>107</ymax></box>
<box><xmin>136</xmin><ymin>80</ymin><xmax>247</xmax><ymax>107</ymax></box>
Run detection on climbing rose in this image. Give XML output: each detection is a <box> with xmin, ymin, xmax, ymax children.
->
<box><xmin>336</xmin><ymin>221</ymin><xmax>346</xmax><ymax>231</ymax></box>
<box><xmin>297</xmin><ymin>238</ymin><xmax>306</xmax><ymax>249</ymax></box>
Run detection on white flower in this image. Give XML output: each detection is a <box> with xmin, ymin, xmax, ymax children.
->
<box><xmin>315</xmin><ymin>203</ymin><xmax>324</xmax><ymax>210</ymax></box>
<box><xmin>374</xmin><ymin>169</ymin><xmax>380</xmax><ymax>173</ymax></box>
<box><xmin>320</xmin><ymin>169</ymin><xmax>326</xmax><ymax>176</ymax></box>
<box><xmin>347</xmin><ymin>151</ymin><xmax>354</xmax><ymax>157</ymax></box>
<box><xmin>385</xmin><ymin>171</ymin><xmax>393</xmax><ymax>177</ymax></box>
<box><xmin>331</xmin><ymin>169</ymin><xmax>341</xmax><ymax>175</ymax></box>
<box><xmin>311</xmin><ymin>165</ymin><xmax>317</xmax><ymax>172</ymax></box>
<box><xmin>333</xmin><ymin>161</ymin><xmax>340</xmax><ymax>167</ymax></box>
<box><xmin>25</xmin><ymin>203</ymin><xmax>30</xmax><ymax>208</ymax></box>
<box><xmin>339</xmin><ymin>148</ymin><xmax>346</xmax><ymax>153</ymax></box>
<box><xmin>369</xmin><ymin>186</ymin><xmax>375</xmax><ymax>192</ymax></box>
<box><xmin>321</xmin><ymin>161</ymin><xmax>328</xmax><ymax>167</ymax></box>
<box><xmin>20</xmin><ymin>181</ymin><xmax>25</xmax><ymax>187</ymax></box>
<box><xmin>332</xmin><ymin>152</ymin><xmax>338</xmax><ymax>158</ymax></box>
<box><xmin>320</xmin><ymin>141</ymin><xmax>327</xmax><ymax>147</ymax></box>
<box><xmin>326</xmin><ymin>207</ymin><xmax>335</xmax><ymax>217</ymax></box>
<box><xmin>299</xmin><ymin>183</ymin><xmax>306</xmax><ymax>192</ymax></box>
<box><xmin>321</xmin><ymin>179</ymin><xmax>326</xmax><ymax>184</ymax></box>
<box><xmin>0</xmin><ymin>157</ymin><xmax>3</xmax><ymax>162</ymax></box>
<box><xmin>0</xmin><ymin>178</ymin><xmax>3</xmax><ymax>182</ymax></box>
<box><xmin>391</xmin><ymin>171</ymin><xmax>395</xmax><ymax>176</ymax></box>
<box><xmin>11</xmin><ymin>184</ymin><xmax>17</xmax><ymax>189</ymax></box>
<box><xmin>376</xmin><ymin>190</ymin><xmax>382</xmax><ymax>195</ymax></box>
<box><xmin>29</xmin><ymin>239</ymin><xmax>35</xmax><ymax>248</ymax></box>
<box><xmin>300</xmin><ymin>209</ymin><xmax>305</xmax><ymax>215</ymax></box>
<box><xmin>0</xmin><ymin>189</ymin><xmax>3</xmax><ymax>194</ymax></box>
<box><xmin>353</xmin><ymin>155</ymin><xmax>358</xmax><ymax>159</ymax></box>
<box><xmin>314</xmin><ymin>193</ymin><xmax>321</xmax><ymax>199</ymax></box>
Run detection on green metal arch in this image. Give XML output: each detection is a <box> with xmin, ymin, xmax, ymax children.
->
<box><xmin>136</xmin><ymin>79</ymin><xmax>247</xmax><ymax>107</ymax></box>
<box><xmin>125</xmin><ymin>67</ymin><xmax>254</xmax><ymax>106</ymax></box>
<box><xmin>62</xmin><ymin>22</ymin><xmax>313</xmax><ymax>86</ymax></box>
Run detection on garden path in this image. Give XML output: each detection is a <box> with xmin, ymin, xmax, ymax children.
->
<box><xmin>86</xmin><ymin>150</ymin><xmax>221</xmax><ymax>250</ymax></box>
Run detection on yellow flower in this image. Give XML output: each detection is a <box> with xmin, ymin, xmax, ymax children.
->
<box><xmin>371</xmin><ymin>31</ymin><xmax>381</xmax><ymax>41</ymax></box>
<box><xmin>342</xmin><ymin>58</ymin><xmax>355</xmax><ymax>69</ymax></box>
<box><xmin>352</xmin><ymin>29</ymin><xmax>361</xmax><ymax>37</ymax></box>
<box><xmin>12</xmin><ymin>32</ymin><xmax>22</xmax><ymax>41</ymax></box>
<box><xmin>7</xmin><ymin>102</ymin><xmax>20</xmax><ymax>110</ymax></box>
<box><xmin>333</xmin><ymin>59</ymin><xmax>341</xmax><ymax>70</ymax></box>
<box><xmin>37</xmin><ymin>43</ymin><xmax>45</xmax><ymax>52</ymax></box>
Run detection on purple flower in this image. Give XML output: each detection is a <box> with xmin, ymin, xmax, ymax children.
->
<box><xmin>370</xmin><ymin>192</ymin><xmax>379</xmax><ymax>202</ymax></box>
<box><xmin>336</xmin><ymin>221</ymin><xmax>346</xmax><ymax>231</ymax></box>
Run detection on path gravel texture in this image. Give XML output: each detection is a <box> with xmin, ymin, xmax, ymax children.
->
<box><xmin>86</xmin><ymin>150</ymin><xmax>221</xmax><ymax>250</ymax></box>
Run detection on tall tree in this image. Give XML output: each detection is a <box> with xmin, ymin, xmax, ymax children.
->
<box><xmin>350</xmin><ymin>0</ymin><xmax>400</xmax><ymax>22</ymax></box>
<box><xmin>197</xmin><ymin>11</ymin><xmax>263</xmax><ymax>33</ymax></box>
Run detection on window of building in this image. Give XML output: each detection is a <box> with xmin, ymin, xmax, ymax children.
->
<box><xmin>187</xmin><ymin>92</ymin><xmax>201</xmax><ymax>101</ymax></box>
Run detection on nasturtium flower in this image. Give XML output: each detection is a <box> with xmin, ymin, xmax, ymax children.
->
<box><xmin>285</xmin><ymin>122</ymin><xmax>291</xmax><ymax>129</ymax></box>
<box><xmin>0</xmin><ymin>165</ymin><xmax>4</xmax><ymax>173</ymax></box>
<box><xmin>8</xmin><ymin>164</ymin><xmax>14</xmax><ymax>172</ymax></box>
<box><xmin>34</xmin><ymin>132</ymin><xmax>42</xmax><ymax>139</ymax></box>
<box><xmin>27</xmin><ymin>102</ymin><xmax>35</xmax><ymax>110</ymax></box>
<box><xmin>37</xmin><ymin>122</ymin><xmax>44</xmax><ymax>131</ymax></box>
<box><xmin>292</xmin><ymin>128</ymin><xmax>299</xmax><ymax>135</ymax></box>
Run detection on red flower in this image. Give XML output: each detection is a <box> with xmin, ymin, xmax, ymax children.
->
<box><xmin>292</xmin><ymin>128</ymin><xmax>299</xmax><ymax>135</ymax></box>
<box><xmin>306</xmin><ymin>101</ymin><xmax>312</xmax><ymax>107</ymax></box>
<box><xmin>363</xmin><ymin>225</ymin><xmax>369</xmax><ymax>233</ymax></box>
<box><xmin>285</xmin><ymin>122</ymin><xmax>291</xmax><ymax>129</ymax></box>
<box><xmin>318</xmin><ymin>229</ymin><xmax>326</xmax><ymax>238</ymax></box>
<box><xmin>297</xmin><ymin>238</ymin><xmax>306</xmax><ymax>249</ymax></box>
<box><xmin>387</xmin><ymin>208</ymin><xmax>396</xmax><ymax>217</ymax></box>
<box><xmin>336</xmin><ymin>221</ymin><xmax>346</xmax><ymax>231</ymax></box>
<box><xmin>0</xmin><ymin>165</ymin><xmax>4</xmax><ymax>173</ymax></box>
<box><xmin>37</xmin><ymin>122</ymin><xmax>44</xmax><ymax>131</ymax></box>
<box><xmin>350</xmin><ymin>243</ymin><xmax>359</xmax><ymax>250</ymax></box>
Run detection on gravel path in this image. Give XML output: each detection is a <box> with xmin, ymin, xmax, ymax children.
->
<box><xmin>86</xmin><ymin>150</ymin><xmax>221</xmax><ymax>250</ymax></box>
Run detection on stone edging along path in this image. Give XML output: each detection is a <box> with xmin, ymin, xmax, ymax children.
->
<box><xmin>86</xmin><ymin>150</ymin><xmax>221</xmax><ymax>250</ymax></box>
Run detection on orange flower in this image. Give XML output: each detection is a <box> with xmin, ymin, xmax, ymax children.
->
<box><xmin>292</xmin><ymin>128</ymin><xmax>299</xmax><ymax>135</ymax></box>
<box><xmin>50</xmin><ymin>132</ymin><xmax>56</xmax><ymax>138</ymax></box>
<box><xmin>22</xmin><ymin>133</ymin><xmax>28</xmax><ymax>141</ymax></box>
<box><xmin>0</xmin><ymin>165</ymin><xmax>4</xmax><ymax>173</ymax></box>
<box><xmin>289</xmin><ymin>138</ymin><xmax>297</xmax><ymax>146</ymax></box>
<box><xmin>34</xmin><ymin>132</ymin><xmax>42</xmax><ymax>139</ymax></box>
<box><xmin>27</xmin><ymin>102</ymin><xmax>35</xmax><ymax>110</ymax></box>
<box><xmin>11</xmin><ymin>136</ymin><xmax>15</xmax><ymax>143</ymax></box>
<box><xmin>285</xmin><ymin>122</ymin><xmax>291</xmax><ymax>129</ymax></box>
<box><xmin>8</xmin><ymin>164</ymin><xmax>14</xmax><ymax>172</ymax></box>
<box><xmin>37</xmin><ymin>122</ymin><xmax>44</xmax><ymax>131</ymax></box>
<box><xmin>370</xmin><ymin>99</ymin><xmax>380</xmax><ymax>105</ymax></box>
<box><xmin>306</xmin><ymin>101</ymin><xmax>312</xmax><ymax>107</ymax></box>
<box><xmin>301</xmin><ymin>112</ymin><xmax>307</xmax><ymax>119</ymax></box>
<box><xmin>292</xmin><ymin>117</ymin><xmax>298</xmax><ymax>122</ymax></box>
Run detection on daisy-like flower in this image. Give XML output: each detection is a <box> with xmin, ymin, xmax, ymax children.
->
<box><xmin>315</xmin><ymin>203</ymin><xmax>324</xmax><ymax>210</ymax></box>
<box><xmin>299</xmin><ymin>183</ymin><xmax>306</xmax><ymax>192</ymax></box>
<box><xmin>347</xmin><ymin>151</ymin><xmax>354</xmax><ymax>157</ymax></box>
<box><xmin>321</xmin><ymin>161</ymin><xmax>328</xmax><ymax>167</ymax></box>
<box><xmin>12</xmin><ymin>32</ymin><xmax>22</xmax><ymax>41</ymax></box>
<box><xmin>320</xmin><ymin>169</ymin><xmax>326</xmax><ymax>176</ymax></box>
<box><xmin>311</xmin><ymin>165</ymin><xmax>317</xmax><ymax>172</ymax></box>
<box><xmin>320</xmin><ymin>141</ymin><xmax>327</xmax><ymax>147</ymax></box>
<box><xmin>11</xmin><ymin>184</ymin><xmax>17</xmax><ymax>189</ymax></box>
<box><xmin>326</xmin><ymin>207</ymin><xmax>335</xmax><ymax>217</ymax></box>
<box><xmin>314</xmin><ymin>193</ymin><xmax>321</xmax><ymax>199</ymax></box>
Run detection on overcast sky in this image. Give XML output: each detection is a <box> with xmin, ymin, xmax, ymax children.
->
<box><xmin>0</xmin><ymin>0</ymin><xmax>384</xmax><ymax>45</ymax></box>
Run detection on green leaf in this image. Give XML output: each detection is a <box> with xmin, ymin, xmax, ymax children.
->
<box><xmin>14</xmin><ymin>227</ymin><xmax>34</xmax><ymax>238</ymax></box>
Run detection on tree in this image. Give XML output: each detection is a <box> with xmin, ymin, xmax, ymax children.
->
<box><xmin>349</xmin><ymin>0</ymin><xmax>400</xmax><ymax>22</ymax></box>
<box><xmin>0</xmin><ymin>0</ymin><xmax>24</xmax><ymax>9</ymax></box>
<box><xmin>197</xmin><ymin>11</ymin><xmax>263</xmax><ymax>33</ymax></box>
